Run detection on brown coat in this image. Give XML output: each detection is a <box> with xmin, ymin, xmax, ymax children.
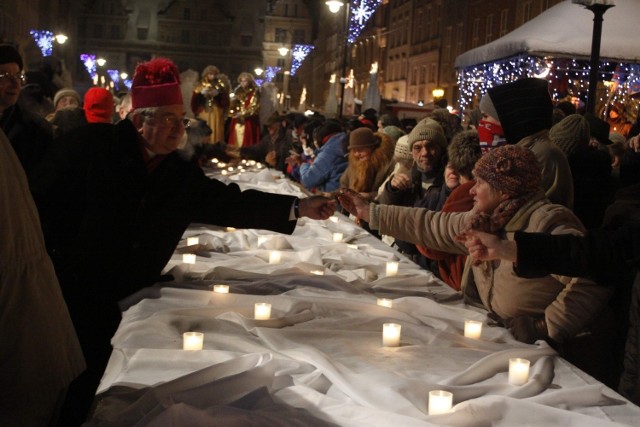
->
<box><xmin>0</xmin><ymin>130</ymin><xmax>85</xmax><ymax>424</ymax></box>
<box><xmin>372</xmin><ymin>193</ymin><xmax>610</xmax><ymax>343</ymax></box>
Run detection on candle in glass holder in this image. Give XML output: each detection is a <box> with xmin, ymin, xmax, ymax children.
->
<box><xmin>382</xmin><ymin>323</ymin><xmax>401</xmax><ymax>347</ymax></box>
<box><xmin>187</xmin><ymin>236</ymin><xmax>199</xmax><ymax>246</ymax></box>
<box><xmin>213</xmin><ymin>284</ymin><xmax>229</xmax><ymax>294</ymax></box>
<box><xmin>508</xmin><ymin>358</ymin><xmax>530</xmax><ymax>385</ymax></box>
<box><xmin>183</xmin><ymin>332</ymin><xmax>203</xmax><ymax>350</ymax></box>
<box><xmin>377</xmin><ymin>298</ymin><xmax>393</xmax><ymax>308</ymax></box>
<box><xmin>332</xmin><ymin>232</ymin><xmax>343</xmax><ymax>242</ymax></box>
<box><xmin>347</xmin><ymin>244</ymin><xmax>358</xmax><ymax>250</ymax></box>
<box><xmin>428</xmin><ymin>390</ymin><xmax>453</xmax><ymax>415</ymax></box>
<box><xmin>310</xmin><ymin>270</ymin><xmax>324</xmax><ymax>275</ymax></box>
<box><xmin>464</xmin><ymin>320</ymin><xmax>483</xmax><ymax>339</ymax></box>
<box><xmin>211</xmin><ymin>158</ymin><xmax>219</xmax><ymax>164</ymax></box>
<box><xmin>254</xmin><ymin>303</ymin><xmax>272</xmax><ymax>320</ymax></box>
<box><xmin>269</xmin><ymin>251</ymin><xmax>281</xmax><ymax>264</ymax></box>
<box><xmin>329</xmin><ymin>215</ymin><xmax>339</xmax><ymax>223</ymax></box>
<box><xmin>221</xmin><ymin>170</ymin><xmax>228</xmax><ymax>176</ymax></box>
<box><xmin>386</xmin><ymin>261</ymin><xmax>399</xmax><ymax>276</ymax></box>
<box><xmin>182</xmin><ymin>253</ymin><xmax>196</xmax><ymax>264</ymax></box>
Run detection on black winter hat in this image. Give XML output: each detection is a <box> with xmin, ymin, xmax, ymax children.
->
<box><xmin>487</xmin><ymin>78</ymin><xmax>552</xmax><ymax>145</ymax></box>
<box><xmin>584</xmin><ymin>113</ymin><xmax>613</xmax><ymax>145</ymax></box>
<box><xmin>0</xmin><ymin>44</ymin><xmax>23</xmax><ymax>70</ymax></box>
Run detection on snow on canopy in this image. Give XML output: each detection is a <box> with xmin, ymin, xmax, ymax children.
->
<box><xmin>455</xmin><ymin>0</ymin><xmax>640</xmax><ymax>69</ymax></box>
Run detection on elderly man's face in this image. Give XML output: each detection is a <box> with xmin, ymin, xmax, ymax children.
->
<box><xmin>0</xmin><ymin>62</ymin><xmax>22</xmax><ymax>113</ymax></box>
<box><xmin>137</xmin><ymin>105</ymin><xmax>186</xmax><ymax>155</ymax></box>
<box><xmin>411</xmin><ymin>139</ymin><xmax>442</xmax><ymax>172</ymax></box>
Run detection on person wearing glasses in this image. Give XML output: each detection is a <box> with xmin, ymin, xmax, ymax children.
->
<box><xmin>30</xmin><ymin>57</ymin><xmax>336</xmax><ymax>426</ymax></box>
<box><xmin>0</xmin><ymin>44</ymin><xmax>53</xmax><ymax>178</ymax></box>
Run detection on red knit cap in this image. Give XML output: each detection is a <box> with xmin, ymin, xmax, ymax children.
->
<box><xmin>83</xmin><ymin>87</ymin><xmax>114</xmax><ymax>123</ymax></box>
<box><xmin>473</xmin><ymin>145</ymin><xmax>541</xmax><ymax>197</ymax></box>
<box><xmin>131</xmin><ymin>58</ymin><xmax>182</xmax><ymax>109</ymax></box>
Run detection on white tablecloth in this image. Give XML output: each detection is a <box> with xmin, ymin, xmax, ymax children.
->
<box><xmin>88</xmin><ymin>168</ymin><xmax>640</xmax><ymax>426</ymax></box>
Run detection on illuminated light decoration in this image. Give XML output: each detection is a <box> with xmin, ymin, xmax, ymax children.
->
<box><xmin>348</xmin><ymin>0</ymin><xmax>382</xmax><ymax>44</ymax></box>
<box><xmin>456</xmin><ymin>54</ymin><xmax>640</xmax><ymax>117</ymax></box>
<box><xmin>30</xmin><ymin>29</ymin><xmax>54</xmax><ymax>56</ymax></box>
<box><xmin>123</xmin><ymin>79</ymin><xmax>133</xmax><ymax>90</ymax></box>
<box><xmin>255</xmin><ymin>78</ymin><xmax>264</xmax><ymax>87</ymax></box>
<box><xmin>107</xmin><ymin>69</ymin><xmax>120</xmax><ymax>83</ymax></box>
<box><xmin>80</xmin><ymin>53</ymin><xmax>97</xmax><ymax>78</ymax></box>
<box><xmin>264</xmin><ymin>66</ymin><xmax>281</xmax><ymax>83</ymax></box>
<box><xmin>290</xmin><ymin>44</ymin><xmax>314</xmax><ymax>76</ymax></box>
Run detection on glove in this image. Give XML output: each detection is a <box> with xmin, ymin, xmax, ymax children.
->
<box><xmin>508</xmin><ymin>316</ymin><xmax>549</xmax><ymax>344</ymax></box>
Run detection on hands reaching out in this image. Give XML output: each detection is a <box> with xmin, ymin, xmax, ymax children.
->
<box><xmin>337</xmin><ymin>188</ymin><xmax>371</xmax><ymax>222</ymax></box>
<box><xmin>299</xmin><ymin>195</ymin><xmax>337</xmax><ymax>220</ymax></box>
<box><xmin>459</xmin><ymin>230</ymin><xmax>518</xmax><ymax>264</ymax></box>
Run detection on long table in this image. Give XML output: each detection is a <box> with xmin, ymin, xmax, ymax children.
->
<box><xmin>87</xmin><ymin>166</ymin><xmax>640</xmax><ymax>426</ymax></box>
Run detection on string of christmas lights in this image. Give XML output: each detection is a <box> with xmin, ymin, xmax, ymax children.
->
<box><xmin>348</xmin><ymin>0</ymin><xmax>381</xmax><ymax>44</ymax></box>
<box><xmin>80</xmin><ymin>53</ymin><xmax>97</xmax><ymax>79</ymax></box>
<box><xmin>291</xmin><ymin>44</ymin><xmax>314</xmax><ymax>76</ymax></box>
<box><xmin>457</xmin><ymin>55</ymin><xmax>640</xmax><ymax>119</ymax></box>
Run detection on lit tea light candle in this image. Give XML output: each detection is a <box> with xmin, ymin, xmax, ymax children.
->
<box><xmin>310</xmin><ymin>270</ymin><xmax>324</xmax><ymax>275</ymax></box>
<box><xmin>269</xmin><ymin>251</ymin><xmax>281</xmax><ymax>264</ymax></box>
<box><xmin>218</xmin><ymin>162</ymin><xmax>226</xmax><ymax>168</ymax></box>
<box><xmin>329</xmin><ymin>215</ymin><xmax>339</xmax><ymax>223</ymax></box>
<box><xmin>248</xmin><ymin>160</ymin><xmax>256</xmax><ymax>166</ymax></box>
<box><xmin>428</xmin><ymin>390</ymin><xmax>453</xmax><ymax>415</ymax></box>
<box><xmin>386</xmin><ymin>261</ymin><xmax>399</xmax><ymax>276</ymax></box>
<box><xmin>332</xmin><ymin>232</ymin><xmax>343</xmax><ymax>242</ymax></box>
<box><xmin>221</xmin><ymin>170</ymin><xmax>228</xmax><ymax>176</ymax></box>
<box><xmin>382</xmin><ymin>323</ymin><xmax>401</xmax><ymax>347</ymax></box>
<box><xmin>256</xmin><ymin>163</ymin><xmax>263</xmax><ymax>169</ymax></box>
<box><xmin>183</xmin><ymin>332</ymin><xmax>203</xmax><ymax>350</ymax></box>
<box><xmin>508</xmin><ymin>358</ymin><xmax>530</xmax><ymax>385</ymax></box>
<box><xmin>228</xmin><ymin>166</ymin><xmax>234</xmax><ymax>171</ymax></box>
<box><xmin>347</xmin><ymin>244</ymin><xmax>358</xmax><ymax>250</ymax></box>
<box><xmin>182</xmin><ymin>253</ymin><xmax>196</xmax><ymax>264</ymax></box>
<box><xmin>464</xmin><ymin>320</ymin><xmax>483</xmax><ymax>339</ymax></box>
<box><xmin>241</xmin><ymin>159</ymin><xmax>247</xmax><ymax>164</ymax></box>
<box><xmin>377</xmin><ymin>298</ymin><xmax>393</xmax><ymax>308</ymax></box>
<box><xmin>254</xmin><ymin>302</ymin><xmax>272</xmax><ymax>320</ymax></box>
<box><xmin>211</xmin><ymin>158</ymin><xmax>219</xmax><ymax>163</ymax></box>
<box><xmin>213</xmin><ymin>284</ymin><xmax>229</xmax><ymax>294</ymax></box>
<box><xmin>226</xmin><ymin>227</ymin><xmax>236</xmax><ymax>232</ymax></box>
<box><xmin>187</xmin><ymin>236</ymin><xmax>199</xmax><ymax>246</ymax></box>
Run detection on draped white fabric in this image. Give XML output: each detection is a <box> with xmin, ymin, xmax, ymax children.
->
<box><xmin>89</xmin><ymin>167</ymin><xmax>640</xmax><ymax>426</ymax></box>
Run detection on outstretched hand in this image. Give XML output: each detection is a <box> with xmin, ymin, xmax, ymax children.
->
<box><xmin>299</xmin><ymin>195</ymin><xmax>337</xmax><ymax>220</ymax></box>
<box><xmin>337</xmin><ymin>188</ymin><xmax>371</xmax><ymax>222</ymax></box>
<box><xmin>459</xmin><ymin>230</ymin><xmax>517</xmax><ymax>263</ymax></box>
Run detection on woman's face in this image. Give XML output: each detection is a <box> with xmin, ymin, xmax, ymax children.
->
<box><xmin>469</xmin><ymin>177</ymin><xmax>503</xmax><ymax>213</ymax></box>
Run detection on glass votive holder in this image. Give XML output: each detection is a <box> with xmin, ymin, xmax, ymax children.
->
<box><xmin>213</xmin><ymin>284</ymin><xmax>229</xmax><ymax>294</ymax></box>
<box><xmin>254</xmin><ymin>303</ymin><xmax>272</xmax><ymax>320</ymax></box>
<box><xmin>377</xmin><ymin>298</ymin><xmax>393</xmax><ymax>308</ymax></box>
<box><xmin>508</xmin><ymin>358</ymin><xmax>530</xmax><ymax>385</ymax></box>
<box><xmin>187</xmin><ymin>236</ymin><xmax>199</xmax><ymax>246</ymax></box>
<box><xmin>464</xmin><ymin>320</ymin><xmax>482</xmax><ymax>339</ymax></box>
<box><xmin>428</xmin><ymin>390</ymin><xmax>453</xmax><ymax>415</ymax></box>
<box><xmin>386</xmin><ymin>261</ymin><xmax>399</xmax><ymax>276</ymax></box>
<box><xmin>183</xmin><ymin>332</ymin><xmax>203</xmax><ymax>350</ymax></box>
<box><xmin>182</xmin><ymin>253</ymin><xmax>196</xmax><ymax>264</ymax></box>
<box><xmin>269</xmin><ymin>251</ymin><xmax>281</xmax><ymax>264</ymax></box>
<box><xmin>382</xmin><ymin>323</ymin><xmax>401</xmax><ymax>347</ymax></box>
<box><xmin>332</xmin><ymin>232</ymin><xmax>344</xmax><ymax>242</ymax></box>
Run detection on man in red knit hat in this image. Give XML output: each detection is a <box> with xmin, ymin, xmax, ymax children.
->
<box><xmin>30</xmin><ymin>57</ymin><xmax>335</xmax><ymax>425</ymax></box>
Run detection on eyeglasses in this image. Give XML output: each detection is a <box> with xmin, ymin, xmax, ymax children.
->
<box><xmin>145</xmin><ymin>114</ymin><xmax>189</xmax><ymax>129</ymax></box>
<box><xmin>0</xmin><ymin>72</ymin><xmax>25</xmax><ymax>84</ymax></box>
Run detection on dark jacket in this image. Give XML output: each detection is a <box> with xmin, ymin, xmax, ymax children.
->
<box><xmin>0</xmin><ymin>103</ymin><xmax>53</xmax><ymax>178</ymax></box>
<box><xmin>31</xmin><ymin>120</ymin><xmax>297</xmax><ymax>302</ymax></box>
<box><xmin>514</xmin><ymin>226</ymin><xmax>640</xmax><ymax>404</ymax></box>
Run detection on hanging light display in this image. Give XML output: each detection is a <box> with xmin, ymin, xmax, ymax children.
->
<box><xmin>80</xmin><ymin>53</ymin><xmax>97</xmax><ymax>79</ymax></box>
<box><xmin>291</xmin><ymin>44</ymin><xmax>315</xmax><ymax>76</ymax></box>
<box><xmin>30</xmin><ymin>30</ymin><xmax>54</xmax><ymax>56</ymax></box>
<box><xmin>264</xmin><ymin>66</ymin><xmax>282</xmax><ymax>83</ymax></box>
<box><xmin>348</xmin><ymin>0</ymin><xmax>381</xmax><ymax>44</ymax></box>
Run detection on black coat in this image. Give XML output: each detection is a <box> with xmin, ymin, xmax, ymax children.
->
<box><xmin>31</xmin><ymin>120</ymin><xmax>297</xmax><ymax>302</ymax></box>
<box><xmin>0</xmin><ymin>103</ymin><xmax>52</xmax><ymax>178</ymax></box>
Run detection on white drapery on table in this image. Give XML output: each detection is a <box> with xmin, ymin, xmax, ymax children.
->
<box><xmin>89</xmin><ymin>167</ymin><xmax>640</xmax><ymax>426</ymax></box>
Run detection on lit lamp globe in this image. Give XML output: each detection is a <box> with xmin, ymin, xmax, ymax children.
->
<box><xmin>97</xmin><ymin>58</ymin><xmax>107</xmax><ymax>67</ymax></box>
<box><xmin>54</xmin><ymin>34</ymin><xmax>68</xmax><ymax>44</ymax></box>
<box><xmin>326</xmin><ymin>0</ymin><xmax>344</xmax><ymax>13</ymax></box>
<box><xmin>278</xmin><ymin>46</ymin><xmax>289</xmax><ymax>57</ymax></box>
<box><xmin>254</xmin><ymin>67</ymin><xmax>264</xmax><ymax>77</ymax></box>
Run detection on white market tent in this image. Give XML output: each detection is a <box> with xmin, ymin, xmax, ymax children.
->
<box><xmin>455</xmin><ymin>0</ymin><xmax>640</xmax><ymax>68</ymax></box>
<box><xmin>454</xmin><ymin>0</ymin><xmax>640</xmax><ymax>112</ymax></box>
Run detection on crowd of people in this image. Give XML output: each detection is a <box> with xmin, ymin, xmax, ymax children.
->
<box><xmin>2</xmin><ymin>42</ymin><xmax>640</xmax><ymax>426</ymax></box>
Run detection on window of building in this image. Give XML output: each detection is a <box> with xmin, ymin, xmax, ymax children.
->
<box><xmin>111</xmin><ymin>25</ymin><xmax>120</xmax><ymax>40</ymax></box>
<box><xmin>94</xmin><ymin>24</ymin><xmax>103</xmax><ymax>39</ymax></box>
<box><xmin>429</xmin><ymin>63</ymin><xmax>437</xmax><ymax>83</ymax></box>
<box><xmin>500</xmin><ymin>9</ymin><xmax>509</xmax><ymax>36</ymax></box>
<box><xmin>277</xmin><ymin>58</ymin><xmax>285</xmax><ymax>67</ymax></box>
<box><xmin>137</xmin><ymin>28</ymin><xmax>148</xmax><ymax>40</ymax></box>
<box><xmin>293</xmin><ymin>29</ymin><xmax>305</xmax><ymax>44</ymax></box>
<box><xmin>471</xmin><ymin>18</ymin><xmax>480</xmax><ymax>48</ymax></box>
<box><xmin>199</xmin><ymin>31</ymin><xmax>208</xmax><ymax>44</ymax></box>
<box><xmin>181</xmin><ymin>29</ymin><xmax>190</xmax><ymax>44</ymax></box>
<box><xmin>485</xmin><ymin>14</ymin><xmax>493</xmax><ymax>44</ymax></box>
<box><xmin>275</xmin><ymin>28</ymin><xmax>287</xmax><ymax>43</ymax></box>
<box><xmin>241</xmin><ymin>34</ymin><xmax>252</xmax><ymax>46</ymax></box>
<box><xmin>456</xmin><ymin>23</ymin><xmax>463</xmax><ymax>56</ymax></box>
<box><xmin>184</xmin><ymin>8</ymin><xmax>190</xmax><ymax>20</ymax></box>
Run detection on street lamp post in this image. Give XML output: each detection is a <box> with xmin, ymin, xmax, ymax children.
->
<box><xmin>572</xmin><ymin>0</ymin><xmax>615</xmax><ymax>114</ymax></box>
<box><xmin>326</xmin><ymin>0</ymin><xmax>350</xmax><ymax>119</ymax></box>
